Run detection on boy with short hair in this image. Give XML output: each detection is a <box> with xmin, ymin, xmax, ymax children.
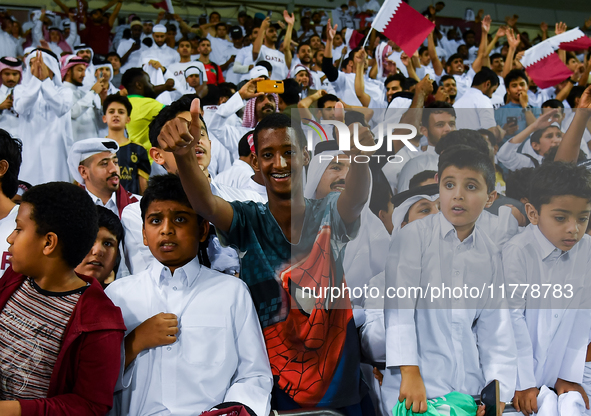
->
<box><xmin>75</xmin><ymin>205</ymin><xmax>124</xmax><ymax>288</ymax></box>
<box><xmin>103</xmin><ymin>94</ymin><xmax>151</xmax><ymax>195</ymax></box>
<box><xmin>383</xmin><ymin>146</ymin><xmax>517</xmax><ymax>415</ymax></box>
<box><xmin>0</xmin><ymin>182</ymin><xmax>125</xmax><ymax>415</ymax></box>
<box><xmin>503</xmin><ymin>162</ymin><xmax>591</xmax><ymax>416</ymax></box>
<box><xmin>105</xmin><ymin>174</ymin><xmax>272</xmax><ymax>416</ymax></box>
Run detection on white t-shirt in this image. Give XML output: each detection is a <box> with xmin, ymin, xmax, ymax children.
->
<box><xmin>255</xmin><ymin>45</ymin><xmax>288</xmax><ymax>81</ymax></box>
<box><xmin>453</xmin><ymin>87</ymin><xmax>496</xmax><ymax>130</ymax></box>
<box><xmin>165</xmin><ymin>61</ymin><xmax>206</xmax><ymax>100</ymax></box>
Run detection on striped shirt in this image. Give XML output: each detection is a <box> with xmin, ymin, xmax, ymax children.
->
<box><xmin>0</xmin><ymin>278</ymin><xmax>87</xmax><ymax>400</ymax></box>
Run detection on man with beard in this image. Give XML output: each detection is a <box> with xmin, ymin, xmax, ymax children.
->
<box><xmin>141</xmin><ymin>24</ymin><xmax>180</xmax><ymax>68</ymax></box>
<box><xmin>208</xmin><ymin>77</ymin><xmax>278</xmax><ymax>160</ymax></box>
<box><xmin>79</xmin><ymin>1</ymin><xmax>123</xmax><ymax>58</ymax></box>
<box><xmin>437</xmin><ymin>75</ymin><xmax>457</xmax><ymax>105</ymax></box>
<box><xmin>117</xmin><ymin>21</ymin><xmax>149</xmax><ymax>73</ymax></box>
<box><xmin>197</xmin><ymin>38</ymin><xmax>225</xmax><ymax>85</ymax></box>
<box><xmin>0</xmin><ymin>57</ymin><xmax>22</xmax><ymax>138</ymax></box>
<box><xmin>14</xmin><ymin>49</ymin><xmax>73</xmax><ymax>185</ymax></box>
<box><xmin>67</xmin><ymin>138</ymin><xmax>138</xmax><ymax>218</ymax></box>
<box><xmin>121</xmin><ymin>68</ymin><xmax>166</xmax><ymax>154</ymax></box>
<box><xmin>62</xmin><ymin>55</ymin><xmax>109</xmax><ymax>142</ymax></box>
<box><xmin>73</xmin><ymin>44</ymin><xmax>97</xmax><ymax>90</ymax></box>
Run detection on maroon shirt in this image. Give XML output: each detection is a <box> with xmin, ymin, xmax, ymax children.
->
<box><xmin>0</xmin><ymin>268</ymin><xmax>126</xmax><ymax>415</ymax></box>
<box><xmin>79</xmin><ymin>21</ymin><xmax>112</xmax><ymax>56</ymax></box>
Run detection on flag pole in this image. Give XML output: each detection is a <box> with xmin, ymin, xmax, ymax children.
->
<box><xmin>362</xmin><ymin>26</ymin><xmax>373</xmax><ymax>49</ymax></box>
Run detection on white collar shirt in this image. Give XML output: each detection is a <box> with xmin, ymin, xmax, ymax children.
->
<box><xmin>86</xmin><ymin>188</ymin><xmax>118</xmax><ymax>217</ymax></box>
<box><xmin>105</xmin><ymin>258</ymin><xmax>273</xmax><ymax>416</ymax></box>
<box><xmin>502</xmin><ymin>225</ymin><xmax>591</xmax><ymax>391</ymax></box>
<box><xmin>382</xmin><ymin>212</ymin><xmax>517</xmax><ymax>414</ymax></box>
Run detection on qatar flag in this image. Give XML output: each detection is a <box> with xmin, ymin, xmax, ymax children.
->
<box><xmin>521</xmin><ymin>41</ymin><xmax>573</xmax><ymax>89</ymax></box>
<box><xmin>548</xmin><ymin>28</ymin><xmax>591</xmax><ymax>52</ymax></box>
<box><xmin>371</xmin><ymin>0</ymin><xmax>435</xmax><ymax>57</ymax></box>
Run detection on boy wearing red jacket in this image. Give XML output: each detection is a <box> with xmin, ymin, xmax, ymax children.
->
<box><xmin>0</xmin><ymin>182</ymin><xmax>126</xmax><ymax>415</ymax></box>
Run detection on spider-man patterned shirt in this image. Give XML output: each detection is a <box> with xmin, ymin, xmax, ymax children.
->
<box><xmin>218</xmin><ymin>193</ymin><xmax>365</xmax><ymax>409</ymax></box>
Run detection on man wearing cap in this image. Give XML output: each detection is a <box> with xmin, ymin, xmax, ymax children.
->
<box><xmin>141</xmin><ymin>24</ymin><xmax>180</xmax><ymax>68</ymax></box>
<box><xmin>68</xmin><ymin>137</ymin><xmax>139</xmax><ymax>218</ymax></box>
<box><xmin>165</xmin><ymin>39</ymin><xmax>206</xmax><ymax>100</ymax></box>
<box><xmin>0</xmin><ymin>57</ymin><xmax>22</xmax><ymax>138</ymax></box>
<box><xmin>79</xmin><ymin>0</ymin><xmax>123</xmax><ymax>58</ymax></box>
<box><xmin>117</xmin><ymin>20</ymin><xmax>148</xmax><ymax>73</ymax></box>
<box><xmin>62</xmin><ymin>55</ymin><xmax>108</xmax><ymax>141</ymax></box>
<box><xmin>14</xmin><ymin>49</ymin><xmax>74</xmax><ymax>185</ymax></box>
<box><xmin>223</xmin><ymin>26</ymin><xmax>246</xmax><ymax>84</ymax></box>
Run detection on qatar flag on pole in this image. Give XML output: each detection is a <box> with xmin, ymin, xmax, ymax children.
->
<box><xmin>521</xmin><ymin>41</ymin><xmax>573</xmax><ymax>89</ymax></box>
<box><xmin>548</xmin><ymin>28</ymin><xmax>591</xmax><ymax>52</ymax></box>
<box><xmin>152</xmin><ymin>0</ymin><xmax>175</xmax><ymax>13</ymax></box>
<box><xmin>371</xmin><ymin>0</ymin><xmax>435</xmax><ymax>57</ymax></box>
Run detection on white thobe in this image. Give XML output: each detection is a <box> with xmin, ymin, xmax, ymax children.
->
<box><xmin>64</xmin><ymin>82</ymin><xmax>101</xmax><ymax>142</ymax></box>
<box><xmin>117</xmin><ymin>39</ymin><xmax>149</xmax><ymax>74</ymax></box>
<box><xmin>13</xmin><ymin>76</ymin><xmax>73</xmax><ymax>185</ymax></box>
<box><xmin>382</xmin><ymin>212</ymin><xmax>517</xmax><ymax>415</ymax></box>
<box><xmin>503</xmin><ymin>226</ymin><xmax>591</xmax><ymax>391</ymax></box>
<box><xmin>106</xmin><ymin>258</ymin><xmax>273</xmax><ymax>416</ymax></box>
<box><xmin>141</xmin><ymin>44</ymin><xmax>180</xmax><ymax>68</ymax></box>
<box><xmin>0</xmin><ymin>84</ymin><xmax>20</xmax><ymax>137</ymax></box>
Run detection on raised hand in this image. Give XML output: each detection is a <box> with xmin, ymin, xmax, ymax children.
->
<box><xmin>534</xmin><ymin>108</ymin><xmax>560</xmax><ymax>128</ymax></box>
<box><xmin>496</xmin><ymin>26</ymin><xmax>507</xmax><ymax>38</ymax></box>
<box><xmin>283</xmin><ymin>10</ymin><xmax>295</xmax><ymax>26</ymax></box>
<box><xmin>158</xmin><ymin>98</ymin><xmax>202</xmax><ymax>156</ymax></box>
<box><xmin>540</xmin><ymin>21</ymin><xmax>548</xmax><ymax>33</ymax></box>
<box><xmin>481</xmin><ymin>15</ymin><xmax>491</xmax><ymax>34</ymax></box>
<box><xmin>261</xmin><ymin>16</ymin><xmax>271</xmax><ymax>30</ymax></box>
<box><xmin>239</xmin><ymin>77</ymin><xmax>264</xmax><ymax>100</ymax></box>
<box><xmin>326</xmin><ymin>18</ymin><xmax>337</xmax><ymax>42</ymax></box>
<box><xmin>555</xmin><ymin>21</ymin><xmax>567</xmax><ymax>35</ymax></box>
<box><xmin>507</xmin><ymin>28</ymin><xmax>520</xmax><ymax>49</ymax></box>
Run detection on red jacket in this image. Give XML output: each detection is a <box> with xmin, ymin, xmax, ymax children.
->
<box><xmin>0</xmin><ymin>268</ymin><xmax>126</xmax><ymax>415</ymax></box>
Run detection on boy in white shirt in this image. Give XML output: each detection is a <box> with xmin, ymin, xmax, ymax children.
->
<box><xmin>106</xmin><ymin>174</ymin><xmax>273</xmax><ymax>416</ymax></box>
<box><xmin>383</xmin><ymin>146</ymin><xmax>517</xmax><ymax>415</ymax></box>
<box><xmin>503</xmin><ymin>162</ymin><xmax>591</xmax><ymax>416</ymax></box>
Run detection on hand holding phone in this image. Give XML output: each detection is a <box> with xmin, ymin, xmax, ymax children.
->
<box><xmin>257</xmin><ymin>80</ymin><xmax>284</xmax><ymax>94</ymax></box>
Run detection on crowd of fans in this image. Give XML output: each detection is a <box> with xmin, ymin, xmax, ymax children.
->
<box><xmin>1</xmin><ymin>1</ymin><xmax>591</xmax><ymax>415</ymax></box>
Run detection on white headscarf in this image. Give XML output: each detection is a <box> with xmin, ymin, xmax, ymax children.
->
<box><xmin>390</xmin><ymin>194</ymin><xmax>439</xmax><ymax>238</ymax></box>
<box><xmin>67</xmin><ymin>138</ymin><xmax>119</xmax><ymax>184</ymax></box>
<box><xmin>25</xmin><ymin>49</ymin><xmax>62</xmax><ymax>86</ymax></box>
<box><xmin>303</xmin><ymin>150</ymin><xmax>344</xmax><ymax>199</ymax></box>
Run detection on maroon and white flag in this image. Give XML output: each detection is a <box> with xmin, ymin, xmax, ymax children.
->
<box><xmin>371</xmin><ymin>0</ymin><xmax>435</xmax><ymax>57</ymax></box>
<box><xmin>548</xmin><ymin>28</ymin><xmax>591</xmax><ymax>52</ymax></box>
<box><xmin>522</xmin><ymin>41</ymin><xmax>573</xmax><ymax>89</ymax></box>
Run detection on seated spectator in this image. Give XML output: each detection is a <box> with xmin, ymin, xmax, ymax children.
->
<box><xmin>0</xmin><ymin>182</ymin><xmax>125</xmax><ymax>414</ymax></box>
<box><xmin>105</xmin><ymin>174</ymin><xmax>273</xmax><ymax>416</ymax></box>
<box><xmin>75</xmin><ymin>205</ymin><xmax>124</xmax><ymax>288</ymax></box>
